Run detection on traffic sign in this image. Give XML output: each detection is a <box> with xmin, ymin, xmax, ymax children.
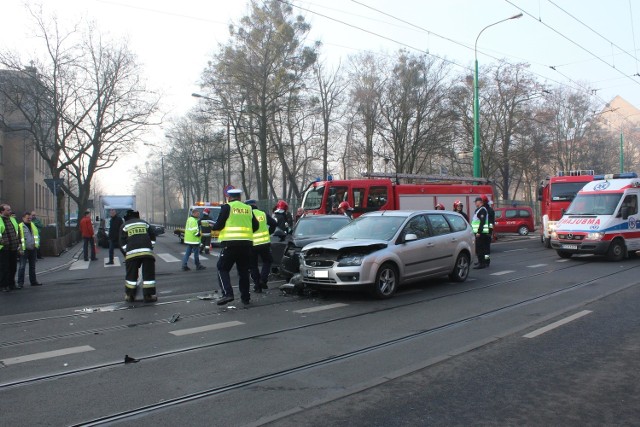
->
<box><xmin>44</xmin><ymin>178</ymin><xmax>64</xmax><ymax>194</ymax></box>
<box><xmin>223</xmin><ymin>184</ymin><xmax>235</xmax><ymax>197</ymax></box>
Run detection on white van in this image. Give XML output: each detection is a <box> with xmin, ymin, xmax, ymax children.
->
<box><xmin>550</xmin><ymin>173</ymin><xmax>639</xmax><ymax>261</ymax></box>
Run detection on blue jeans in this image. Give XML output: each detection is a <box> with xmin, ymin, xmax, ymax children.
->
<box><xmin>18</xmin><ymin>249</ymin><xmax>37</xmax><ymax>286</ymax></box>
<box><xmin>182</xmin><ymin>244</ymin><xmax>201</xmax><ymax>267</ymax></box>
<box><xmin>108</xmin><ymin>240</ymin><xmax>119</xmax><ymax>262</ymax></box>
<box><xmin>83</xmin><ymin>237</ymin><xmax>96</xmax><ymax>260</ymax></box>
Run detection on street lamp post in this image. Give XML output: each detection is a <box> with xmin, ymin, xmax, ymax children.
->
<box><xmin>144</xmin><ymin>143</ymin><xmax>167</xmax><ymax>228</ymax></box>
<box><xmin>473</xmin><ymin>13</ymin><xmax>523</xmax><ymax>179</ymax></box>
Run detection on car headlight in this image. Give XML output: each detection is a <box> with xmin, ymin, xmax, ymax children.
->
<box><xmin>337</xmin><ymin>255</ymin><xmax>364</xmax><ymax>267</ymax></box>
<box><xmin>585</xmin><ymin>232</ymin><xmax>604</xmax><ymax>241</ymax></box>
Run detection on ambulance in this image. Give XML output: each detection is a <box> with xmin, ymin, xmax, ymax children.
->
<box><xmin>550</xmin><ymin>173</ymin><xmax>640</xmax><ymax>261</ymax></box>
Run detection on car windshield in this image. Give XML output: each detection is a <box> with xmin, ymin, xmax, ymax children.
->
<box><xmin>294</xmin><ymin>217</ymin><xmax>349</xmax><ymax>237</ymax></box>
<box><xmin>551</xmin><ymin>182</ymin><xmax>588</xmax><ymax>202</ymax></box>
<box><xmin>191</xmin><ymin>207</ymin><xmax>221</xmax><ymax>221</ymax></box>
<box><xmin>301</xmin><ymin>185</ymin><xmax>324</xmax><ymax>210</ymax></box>
<box><xmin>565</xmin><ymin>193</ymin><xmax>622</xmax><ymax>215</ymax></box>
<box><xmin>332</xmin><ymin>215</ymin><xmax>405</xmax><ymax>241</ymax></box>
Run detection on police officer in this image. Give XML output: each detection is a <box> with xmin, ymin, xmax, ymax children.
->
<box><xmin>182</xmin><ymin>209</ymin><xmax>205</xmax><ymax>271</ymax></box>
<box><xmin>120</xmin><ymin>210</ymin><xmax>157</xmax><ymax>303</ymax></box>
<box><xmin>472</xmin><ymin>196</ymin><xmax>491</xmax><ymax>269</ymax></box>
<box><xmin>212</xmin><ymin>189</ymin><xmax>259</xmax><ymax>306</ymax></box>
<box><xmin>245</xmin><ymin>199</ymin><xmax>277</xmax><ymax>293</ymax></box>
<box><xmin>199</xmin><ymin>208</ymin><xmax>213</xmax><ymax>255</ymax></box>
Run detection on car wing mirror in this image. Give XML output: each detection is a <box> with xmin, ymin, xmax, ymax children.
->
<box><xmin>404</xmin><ymin>233</ymin><xmax>418</xmax><ymax>243</ymax></box>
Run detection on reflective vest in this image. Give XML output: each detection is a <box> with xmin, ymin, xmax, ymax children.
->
<box><xmin>184</xmin><ymin>215</ymin><xmax>200</xmax><ymax>245</ymax></box>
<box><xmin>0</xmin><ymin>216</ymin><xmax>19</xmax><ymax>250</ymax></box>
<box><xmin>252</xmin><ymin>209</ymin><xmax>270</xmax><ymax>246</ymax></box>
<box><xmin>471</xmin><ymin>206</ymin><xmax>490</xmax><ymax>234</ymax></box>
<box><xmin>218</xmin><ymin>201</ymin><xmax>253</xmax><ymax>243</ymax></box>
<box><xmin>19</xmin><ymin>221</ymin><xmax>40</xmax><ymax>250</ymax></box>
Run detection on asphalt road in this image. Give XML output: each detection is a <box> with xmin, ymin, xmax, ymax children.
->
<box><xmin>1</xmin><ymin>233</ymin><xmax>639</xmax><ymax>426</ymax></box>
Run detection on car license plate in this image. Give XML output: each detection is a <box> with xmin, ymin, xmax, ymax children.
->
<box><xmin>309</xmin><ymin>270</ymin><xmax>328</xmax><ymax>278</ymax></box>
<box><xmin>562</xmin><ymin>244</ymin><xmax>578</xmax><ymax>250</ymax></box>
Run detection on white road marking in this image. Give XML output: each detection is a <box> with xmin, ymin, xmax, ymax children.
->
<box><xmin>157</xmin><ymin>253</ymin><xmax>181</xmax><ymax>263</ymax></box>
<box><xmin>527</xmin><ymin>264</ymin><xmax>547</xmax><ymax>268</ymax></box>
<box><xmin>556</xmin><ymin>259</ymin><xmax>570</xmax><ymax>263</ymax></box>
<box><xmin>104</xmin><ymin>257</ymin><xmax>121</xmax><ymax>267</ymax></box>
<box><xmin>490</xmin><ymin>270</ymin><xmax>514</xmax><ymax>276</ymax></box>
<box><xmin>1</xmin><ymin>345</ymin><xmax>95</xmax><ymax>366</ymax></box>
<box><xmin>169</xmin><ymin>321</ymin><xmax>244</xmax><ymax>336</ymax></box>
<box><xmin>69</xmin><ymin>260</ymin><xmax>91</xmax><ymax>270</ymax></box>
<box><xmin>294</xmin><ymin>303</ymin><xmax>349</xmax><ymax>313</ymax></box>
<box><xmin>503</xmin><ymin>248</ymin><xmax>526</xmax><ymax>252</ymax></box>
<box><xmin>523</xmin><ymin>310</ymin><xmax>592</xmax><ymax>339</ymax></box>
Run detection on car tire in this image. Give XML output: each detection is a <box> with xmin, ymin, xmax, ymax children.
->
<box><xmin>518</xmin><ymin>225</ymin><xmax>529</xmax><ymax>236</ymax></box>
<box><xmin>449</xmin><ymin>252</ymin><xmax>470</xmax><ymax>282</ymax></box>
<box><xmin>371</xmin><ymin>262</ymin><xmax>398</xmax><ymax>299</ymax></box>
<box><xmin>557</xmin><ymin>250</ymin><xmax>572</xmax><ymax>259</ymax></box>
<box><xmin>607</xmin><ymin>238</ymin><xmax>626</xmax><ymax>262</ymax></box>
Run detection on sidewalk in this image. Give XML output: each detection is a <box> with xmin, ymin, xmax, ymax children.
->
<box><xmin>36</xmin><ymin>242</ymin><xmax>84</xmax><ymax>276</ymax></box>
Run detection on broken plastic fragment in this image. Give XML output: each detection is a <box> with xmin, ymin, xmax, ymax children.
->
<box><xmin>169</xmin><ymin>313</ymin><xmax>180</xmax><ymax>323</ymax></box>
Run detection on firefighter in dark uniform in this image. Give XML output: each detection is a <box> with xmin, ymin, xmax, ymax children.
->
<box><xmin>486</xmin><ymin>196</ymin><xmax>495</xmax><ymax>266</ymax></box>
<box><xmin>472</xmin><ymin>197</ymin><xmax>491</xmax><ymax>269</ymax></box>
<box><xmin>212</xmin><ymin>189</ymin><xmax>259</xmax><ymax>306</ymax></box>
<box><xmin>199</xmin><ymin>208</ymin><xmax>213</xmax><ymax>254</ymax></box>
<box><xmin>245</xmin><ymin>199</ymin><xmax>277</xmax><ymax>293</ymax></box>
<box><xmin>119</xmin><ymin>210</ymin><xmax>157</xmax><ymax>303</ymax></box>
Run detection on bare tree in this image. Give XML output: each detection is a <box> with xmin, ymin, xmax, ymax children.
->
<box><xmin>0</xmin><ymin>5</ymin><xmax>159</xmax><ymax>227</ymax></box>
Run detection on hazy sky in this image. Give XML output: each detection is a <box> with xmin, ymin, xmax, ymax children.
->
<box><xmin>2</xmin><ymin>0</ymin><xmax>639</xmax><ymax>193</ymax></box>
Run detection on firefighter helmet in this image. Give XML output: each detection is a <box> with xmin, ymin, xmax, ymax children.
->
<box><xmin>453</xmin><ymin>200</ymin><xmax>462</xmax><ymax>210</ymax></box>
<box><xmin>481</xmin><ymin>194</ymin><xmax>489</xmax><ymax>204</ymax></box>
<box><xmin>338</xmin><ymin>201</ymin><xmax>351</xmax><ymax>210</ymax></box>
<box><xmin>435</xmin><ymin>203</ymin><xmax>445</xmax><ymax>210</ymax></box>
<box><xmin>276</xmin><ymin>200</ymin><xmax>289</xmax><ymax>211</ymax></box>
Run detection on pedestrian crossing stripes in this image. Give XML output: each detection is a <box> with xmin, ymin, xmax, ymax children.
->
<box><xmin>157</xmin><ymin>253</ymin><xmax>181</xmax><ymax>263</ymax></box>
<box><xmin>67</xmin><ymin>253</ymin><xmax>214</xmax><ymax>270</ymax></box>
<box><xmin>1</xmin><ymin>345</ymin><xmax>95</xmax><ymax>366</ymax></box>
<box><xmin>169</xmin><ymin>320</ymin><xmax>245</xmax><ymax>336</ymax></box>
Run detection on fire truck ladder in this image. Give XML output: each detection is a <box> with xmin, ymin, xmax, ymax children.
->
<box><xmin>363</xmin><ymin>172</ymin><xmax>491</xmax><ymax>184</ymax></box>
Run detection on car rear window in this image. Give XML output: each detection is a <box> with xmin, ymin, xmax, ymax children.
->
<box><xmin>427</xmin><ymin>214</ymin><xmax>452</xmax><ymax>236</ymax></box>
<box><xmin>518</xmin><ymin>209</ymin><xmax>531</xmax><ymax>218</ymax></box>
<box><xmin>444</xmin><ymin>213</ymin><xmax>468</xmax><ymax>232</ymax></box>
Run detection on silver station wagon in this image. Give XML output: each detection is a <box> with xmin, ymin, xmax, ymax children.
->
<box><xmin>300</xmin><ymin>210</ymin><xmax>475</xmax><ymax>298</ymax></box>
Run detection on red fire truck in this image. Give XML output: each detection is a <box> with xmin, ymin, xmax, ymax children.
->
<box><xmin>538</xmin><ymin>170</ymin><xmax>595</xmax><ymax>248</ymax></box>
<box><xmin>300</xmin><ymin>173</ymin><xmax>494</xmax><ymax>220</ymax></box>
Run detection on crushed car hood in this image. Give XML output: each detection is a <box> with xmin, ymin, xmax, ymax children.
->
<box><xmin>302</xmin><ymin>239</ymin><xmax>388</xmax><ymax>251</ymax></box>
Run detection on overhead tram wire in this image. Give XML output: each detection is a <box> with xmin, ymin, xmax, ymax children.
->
<box><xmin>285</xmin><ymin>0</ymin><xmax>620</xmax><ymax>106</ymax></box>
<box><xmin>547</xmin><ymin>0</ymin><xmax>640</xmax><ymax>67</ymax></box>
<box><xmin>274</xmin><ymin>0</ymin><xmax>468</xmax><ymax>71</ymax></box>
<box><xmin>344</xmin><ymin>0</ymin><xmax>612</xmax><ymax>103</ymax></box>
<box><xmin>504</xmin><ymin>0</ymin><xmax>640</xmax><ymax>88</ymax></box>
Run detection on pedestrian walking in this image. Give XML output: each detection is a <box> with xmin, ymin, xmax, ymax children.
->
<box><xmin>0</xmin><ymin>204</ymin><xmax>20</xmax><ymax>292</ymax></box>
<box><xmin>246</xmin><ymin>199</ymin><xmax>277</xmax><ymax>293</ymax></box>
<box><xmin>17</xmin><ymin>211</ymin><xmax>43</xmax><ymax>288</ymax></box>
<box><xmin>120</xmin><ymin>210</ymin><xmax>157</xmax><ymax>302</ymax></box>
<box><xmin>182</xmin><ymin>209</ymin><xmax>205</xmax><ymax>271</ymax></box>
<box><xmin>30</xmin><ymin>211</ymin><xmax>44</xmax><ymax>259</ymax></box>
<box><xmin>199</xmin><ymin>208</ymin><xmax>213</xmax><ymax>255</ymax></box>
<box><xmin>472</xmin><ymin>196</ymin><xmax>491</xmax><ymax>269</ymax></box>
<box><xmin>106</xmin><ymin>209</ymin><xmax>124</xmax><ymax>264</ymax></box>
<box><xmin>79</xmin><ymin>210</ymin><xmax>97</xmax><ymax>261</ymax></box>
<box><xmin>212</xmin><ymin>189</ymin><xmax>259</xmax><ymax>306</ymax></box>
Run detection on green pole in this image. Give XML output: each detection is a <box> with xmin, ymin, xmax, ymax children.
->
<box><xmin>620</xmin><ymin>131</ymin><xmax>624</xmax><ymax>173</ymax></box>
<box><xmin>473</xmin><ymin>59</ymin><xmax>481</xmax><ymax>178</ymax></box>
<box><xmin>472</xmin><ymin>13</ymin><xmax>522</xmax><ymax>180</ymax></box>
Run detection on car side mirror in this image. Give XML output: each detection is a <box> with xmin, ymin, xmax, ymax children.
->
<box><xmin>404</xmin><ymin>233</ymin><xmax>418</xmax><ymax>242</ymax></box>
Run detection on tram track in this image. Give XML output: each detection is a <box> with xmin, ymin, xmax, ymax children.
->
<box><xmin>1</xmin><ymin>258</ymin><xmax>631</xmax><ymax>392</ymax></box>
<box><xmin>68</xmin><ymin>261</ymin><xmax>640</xmax><ymax>426</ymax></box>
